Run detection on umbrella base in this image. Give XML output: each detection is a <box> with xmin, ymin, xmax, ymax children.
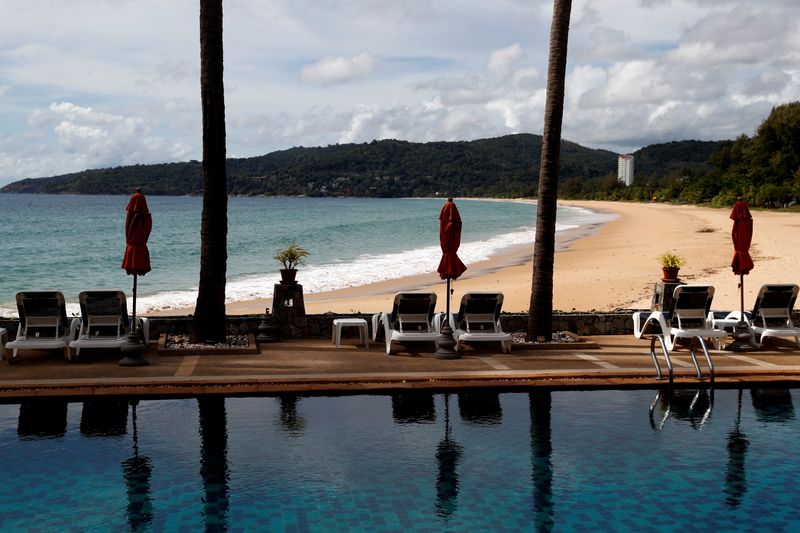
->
<box><xmin>434</xmin><ymin>326</ymin><xmax>461</xmax><ymax>359</ymax></box>
<box><xmin>119</xmin><ymin>331</ymin><xmax>149</xmax><ymax>366</ymax></box>
<box><xmin>726</xmin><ymin>321</ymin><xmax>759</xmax><ymax>352</ymax></box>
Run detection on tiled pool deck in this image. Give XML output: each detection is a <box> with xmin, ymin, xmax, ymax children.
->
<box><xmin>2</xmin><ymin>335</ymin><xmax>800</xmax><ymax>399</ymax></box>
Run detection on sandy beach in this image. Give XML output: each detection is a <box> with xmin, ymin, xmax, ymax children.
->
<box><xmin>153</xmin><ymin>200</ymin><xmax>800</xmax><ymax>316</ymax></box>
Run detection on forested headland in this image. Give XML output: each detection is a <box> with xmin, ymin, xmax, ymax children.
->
<box><xmin>2</xmin><ymin>102</ymin><xmax>798</xmax><ymax>208</ymax></box>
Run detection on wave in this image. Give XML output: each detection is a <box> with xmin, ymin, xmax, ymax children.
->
<box><xmin>137</xmin><ymin>221</ymin><xmax>586</xmax><ymax>313</ymax></box>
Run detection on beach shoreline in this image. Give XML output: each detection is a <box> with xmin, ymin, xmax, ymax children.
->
<box><xmin>148</xmin><ymin>198</ymin><xmax>618</xmax><ymax>317</ymax></box>
<box><xmin>145</xmin><ymin>199</ymin><xmax>800</xmax><ymax>317</ymax></box>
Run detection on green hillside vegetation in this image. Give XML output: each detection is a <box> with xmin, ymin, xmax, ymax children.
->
<box><xmin>3</xmin><ymin>101</ymin><xmax>798</xmax><ymax>207</ymax></box>
<box><xmin>1</xmin><ymin>134</ymin><xmax>617</xmax><ymax>198</ymax></box>
<box><xmin>562</xmin><ymin>102</ymin><xmax>800</xmax><ymax>207</ymax></box>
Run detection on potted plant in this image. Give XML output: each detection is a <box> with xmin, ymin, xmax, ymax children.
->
<box><xmin>274</xmin><ymin>243</ymin><xmax>310</xmax><ymax>285</ymax></box>
<box><xmin>657</xmin><ymin>251</ymin><xmax>685</xmax><ymax>282</ymax></box>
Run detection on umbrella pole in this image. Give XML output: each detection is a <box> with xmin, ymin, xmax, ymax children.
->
<box><xmin>435</xmin><ymin>278</ymin><xmax>460</xmax><ymax>359</ymax></box>
<box><xmin>120</xmin><ymin>273</ymin><xmax>149</xmax><ymax>366</ymax></box>
<box><xmin>730</xmin><ymin>273</ymin><xmax>757</xmax><ymax>352</ymax></box>
<box><xmin>132</xmin><ymin>274</ymin><xmax>138</xmax><ymax>333</ymax></box>
<box><xmin>739</xmin><ymin>273</ymin><xmax>744</xmax><ymax>318</ymax></box>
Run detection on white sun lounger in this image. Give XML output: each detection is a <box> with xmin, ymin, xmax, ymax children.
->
<box><xmin>633</xmin><ymin>285</ymin><xmax>726</xmax><ymax>380</ymax></box>
<box><xmin>709</xmin><ymin>284</ymin><xmax>800</xmax><ymax>347</ymax></box>
<box><xmin>380</xmin><ymin>292</ymin><xmax>440</xmax><ymax>355</ymax></box>
<box><xmin>69</xmin><ymin>290</ymin><xmax>149</xmax><ymax>361</ymax></box>
<box><xmin>445</xmin><ymin>292</ymin><xmax>512</xmax><ymax>353</ymax></box>
<box><xmin>5</xmin><ymin>291</ymin><xmax>79</xmax><ymax>363</ymax></box>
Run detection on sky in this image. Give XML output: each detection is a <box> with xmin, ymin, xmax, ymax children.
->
<box><xmin>0</xmin><ymin>0</ymin><xmax>798</xmax><ymax>186</ymax></box>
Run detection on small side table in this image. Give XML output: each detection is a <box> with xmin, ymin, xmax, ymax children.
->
<box><xmin>332</xmin><ymin>318</ymin><xmax>370</xmax><ymax>349</ymax></box>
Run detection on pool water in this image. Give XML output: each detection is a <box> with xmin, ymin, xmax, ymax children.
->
<box><xmin>0</xmin><ymin>388</ymin><xmax>798</xmax><ymax>531</ymax></box>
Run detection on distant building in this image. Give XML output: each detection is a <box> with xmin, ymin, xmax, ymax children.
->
<box><xmin>618</xmin><ymin>154</ymin><xmax>634</xmax><ymax>186</ymax></box>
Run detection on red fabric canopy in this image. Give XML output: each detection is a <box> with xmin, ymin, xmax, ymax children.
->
<box><xmin>121</xmin><ymin>190</ymin><xmax>152</xmax><ymax>276</ymax></box>
<box><xmin>437</xmin><ymin>198</ymin><xmax>467</xmax><ymax>280</ymax></box>
<box><xmin>730</xmin><ymin>200</ymin><xmax>754</xmax><ymax>276</ymax></box>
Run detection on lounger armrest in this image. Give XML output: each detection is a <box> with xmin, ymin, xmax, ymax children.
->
<box><xmin>69</xmin><ymin>318</ymin><xmax>80</xmax><ymax>341</ymax></box>
<box><xmin>633</xmin><ymin>310</ymin><xmax>670</xmax><ymax>339</ymax></box>
<box><xmin>139</xmin><ymin>317</ymin><xmax>150</xmax><ymax>344</ymax></box>
<box><xmin>371</xmin><ymin>313</ymin><xmax>382</xmax><ymax>341</ymax></box>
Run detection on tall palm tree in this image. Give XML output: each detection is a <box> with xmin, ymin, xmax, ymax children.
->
<box><xmin>193</xmin><ymin>0</ymin><xmax>228</xmax><ymax>342</ymax></box>
<box><xmin>528</xmin><ymin>0</ymin><xmax>572</xmax><ymax>341</ymax></box>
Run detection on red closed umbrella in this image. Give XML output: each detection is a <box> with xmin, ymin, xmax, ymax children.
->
<box><xmin>437</xmin><ymin>198</ymin><xmax>467</xmax><ymax>281</ymax></box>
<box><xmin>728</xmin><ymin>198</ymin><xmax>759</xmax><ymax>351</ymax></box>
<box><xmin>119</xmin><ymin>188</ymin><xmax>151</xmax><ymax>366</ymax></box>
<box><xmin>435</xmin><ymin>198</ymin><xmax>466</xmax><ymax>359</ymax></box>
<box><xmin>730</xmin><ymin>200</ymin><xmax>753</xmax><ymax>277</ymax></box>
<box><xmin>122</xmin><ymin>190</ymin><xmax>152</xmax><ymax>276</ymax></box>
<box><xmin>730</xmin><ymin>199</ymin><xmax>754</xmax><ymax>317</ymax></box>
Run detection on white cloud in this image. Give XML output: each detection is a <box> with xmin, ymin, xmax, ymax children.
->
<box><xmin>488</xmin><ymin>43</ymin><xmax>524</xmax><ymax>79</ymax></box>
<box><xmin>299</xmin><ymin>51</ymin><xmax>380</xmax><ymax>85</ymax></box>
<box><xmin>0</xmin><ymin>102</ymin><xmax>191</xmax><ymax>181</ymax></box>
<box><xmin>0</xmin><ymin>0</ymin><xmax>799</xmax><ymax>185</ymax></box>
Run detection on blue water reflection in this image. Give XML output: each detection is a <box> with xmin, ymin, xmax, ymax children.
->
<box><xmin>0</xmin><ymin>388</ymin><xmax>798</xmax><ymax>531</ymax></box>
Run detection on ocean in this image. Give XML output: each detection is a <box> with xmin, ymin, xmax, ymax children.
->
<box><xmin>0</xmin><ymin>194</ymin><xmax>615</xmax><ymax>317</ymax></box>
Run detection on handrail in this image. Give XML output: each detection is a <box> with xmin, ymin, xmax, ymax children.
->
<box><xmin>648</xmin><ymin>335</ymin><xmax>672</xmax><ymax>380</ymax></box>
<box><xmin>688</xmin><ymin>335</ymin><xmax>715</xmax><ymax>381</ymax></box>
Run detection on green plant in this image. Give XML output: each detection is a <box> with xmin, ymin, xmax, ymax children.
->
<box><xmin>656</xmin><ymin>251</ymin><xmax>686</xmax><ymax>268</ymax></box>
<box><xmin>274</xmin><ymin>243</ymin><xmax>310</xmax><ymax>270</ymax></box>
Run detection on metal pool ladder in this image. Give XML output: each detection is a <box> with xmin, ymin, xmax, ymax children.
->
<box><xmin>649</xmin><ymin>334</ymin><xmax>715</xmax><ymax>381</ymax></box>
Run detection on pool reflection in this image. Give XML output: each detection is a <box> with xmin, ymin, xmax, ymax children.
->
<box><xmin>275</xmin><ymin>395</ymin><xmax>307</xmax><ymax>435</ymax></box>
<box><xmin>435</xmin><ymin>393</ymin><xmax>462</xmax><ymax>519</ymax></box>
<box><xmin>391</xmin><ymin>392</ymin><xmax>436</xmax><ymax>424</ymax></box>
<box><xmin>81</xmin><ymin>398</ymin><xmax>128</xmax><ymax>438</ymax></box>
<box><xmin>8</xmin><ymin>387</ymin><xmax>800</xmax><ymax>529</ymax></box>
<box><xmin>458</xmin><ymin>391</ymin><xmax>502</xmax><ymax>426</ymax></box>
<box><xmin>530</xmin><ymin>390</ymin><xmax>554</xmax><ymax>532</ymax></box>
<box><xmin>649</xmin><ymin>388</ymin><xmax>714</xmax><ymax>430</ymax></box>
<box><xmin>751</xmin><ymin>388</ymin><xmax>795</xmax><ymax>423</ymax></box>
<box><xmin>725</xmin><ymin>389</ymin><xmax>749</xmax><ymax>509</ymax></box>
<box><xmin>122</xmin><ymin>400</ymin><xmax>153</xmax><ymax>531</ymax></box>
<box><xmin>17</xmin><ymin>399</ymin><xmax>68</xmax><ymax>438</ymax></box>
<box><xmin>198</xmin><ymin>397</ymin><xmax>230</xmax><ymax>532</ymax></box>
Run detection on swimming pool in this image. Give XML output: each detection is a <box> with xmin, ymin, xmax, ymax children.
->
<box><xmin>0</xmin><ymin>388</ymin><xmax>798</xmax><ymax>531</ymax></box>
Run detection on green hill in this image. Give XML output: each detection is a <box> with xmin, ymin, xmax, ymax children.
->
<box><xmin>2</xmin><ymin>132</ymin><xmax>767</xmax><ymax>204</ymax></box>
<box><xmin>1</xmin><ymin>134</ymin><xmax>619</xmax><ymax>197</ymax></box>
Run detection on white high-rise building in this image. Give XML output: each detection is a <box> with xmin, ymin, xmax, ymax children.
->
<box><xmin>618</xmin><ymin>154</ymin><xmax>634</xmax><ymax>186</ymax></box>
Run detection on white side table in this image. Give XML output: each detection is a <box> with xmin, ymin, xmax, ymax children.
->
<box><xmin>332</xmin><ymin>318</ymin><xmax>370</xmax><ymax>349</ymax></box>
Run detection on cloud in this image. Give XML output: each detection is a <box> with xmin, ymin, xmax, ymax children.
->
<box><xmin>1</xmin><ymin>0</ymin><xmax>800</xmax><ymax>185</ymax></box>
<box><xmin>0</xmin><ymin>102</ymin><xmax>192</xmax><ymax>182</ymax></box>
<box><xmin>299</xmin><ymin>51</ymin><xmax>380</xmax><ymax>85</ymax></box>
<box><xmin>487</xmin><ymin>43</ymin><xmax>524</xmax><ymax>79</ymax></box>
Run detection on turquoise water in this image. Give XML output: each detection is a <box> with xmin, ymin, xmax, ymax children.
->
<box><xmin>0</xmin><ymin>194</ymin><xmax>615</xmax><ymax>316</ymax></box>
<box><xmin>0</xmin><ymin>388</ymin><xmax>797</xmax><ymax>531</ymax></box>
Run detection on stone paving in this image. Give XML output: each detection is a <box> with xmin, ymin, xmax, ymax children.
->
<box><xmin>2</xmin><ymin>334</ymin><xmax>800</xmax><ymax>399</ymax></box>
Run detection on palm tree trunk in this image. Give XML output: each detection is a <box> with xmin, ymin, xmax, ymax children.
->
<box><xmin>528</xmin><ymin>0</ymin><xmax>572</xmax><ymax>341</ymax></box>
<box><xmin>193</xmin><ymin>0</ymin><xmax>228</xmax><ymax>342</ymax></box>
